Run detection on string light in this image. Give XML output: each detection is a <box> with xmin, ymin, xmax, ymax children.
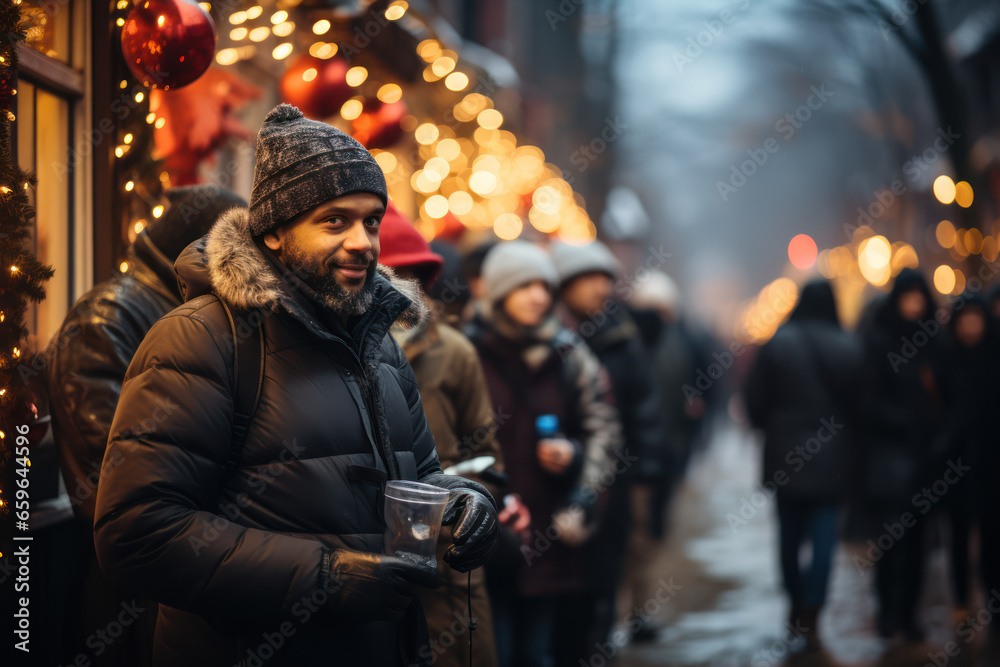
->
<box><xmin>152</xmin><ymin>205</ymin><xmax>164</xmax><ymax>218</ymax></box>
<box><xmin>272</xmin><ymin>43</ymin><xmax>293</xmax><ymax>60</ymax></box>
<box><xmin>313</xmin><ymin>19</ymin><xmax>330</xmax><ymax>34</ymax></box>
<box><xmin>125</xmin><ymin>180</ymin><xmax>134</xmax><ymax>191</ymax></box>
<box><xmin>135</xmin><ymin>92</ymin><xmax>144</xmax><ymax>103</ymax></box>
<box><xmin>270</xmin><ymin>10</ymin><xmax>287</xmax><ymax>24</ymax></box>
<box><xmin>10</xmin><ymin>265</ymin><xmax>18</xmax><ymax>274</ymax></box>
<box><xmin>120</xmin><ymin>261</ymin><xmax>129</xmax><ymax>273</ymax></box>
<box><xmin>12</xmin><ymin>347</ymin><xmax>20</xmax><ymax>358</ymax></box>
<box><xmin>123</xmin><ymin>133</ymin><xmax>133</xmax><ymax>144</ymax></box>
<box><xmin>346</xmin><ymin>67</ymin><xmax>368</xmax><ymax>87</ymax></box>
<box><xmin>385</xmin><ymin>1</ymin><xmax>408</xmax><ymax>20</ymax></box>
<box><xmin>0</xmin><ymin>186</ymin><xmax>10</xmax><ymax>194</ymax></box>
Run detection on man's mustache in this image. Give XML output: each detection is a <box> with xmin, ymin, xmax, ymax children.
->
<box><xmin>326</xmin><ymin>254</ymin><xmax>375</xmax><ymax>271</ymax></box>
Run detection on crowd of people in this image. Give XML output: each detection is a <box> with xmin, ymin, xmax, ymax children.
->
<box><xmin>42</xmin><ymin>104</ymin><xmax>715</xmax><ymax>667</ymax></box>
<box><xmin>746</xmin><ymin>270</ymin><xmax>1000</xmax><ymax>653</ymax></box>
<box><xmin>43</xmin><ymin>100</ymin><xmax>996</xmax><ymax>667</ymax></box>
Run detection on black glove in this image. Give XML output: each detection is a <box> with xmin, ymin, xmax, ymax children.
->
<box><xmin>421</xmin><ymin>472</ymin><xmax>501</xmax><ymax>573</ymax></box>
<box><xmin>323</xmin><ymin>549</ymin><xmax>442</xmax><ymax>622</ymax></box>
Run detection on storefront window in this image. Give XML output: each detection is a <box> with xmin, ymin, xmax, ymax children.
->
<box><xmin>21</xmin><ymin>0</ymin><xmax>73</xmax><ymax>65</ymax></box>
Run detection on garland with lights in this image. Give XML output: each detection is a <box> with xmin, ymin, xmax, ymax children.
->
<box><xmin>0</xmin><ymin>1</ymin><xmax>53</xmax><ymax>534</ymax></box>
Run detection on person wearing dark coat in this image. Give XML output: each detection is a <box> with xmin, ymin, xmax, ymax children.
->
<box><xmin>551</xmin><ymin>240</ymin><xmax>666</xmax><ymax>653</ymax></box>
<box><xmin>465</xmin><ymin>241</ymin><xmax>621</xmax><ymax>667</ymax></box>
<box><xmin>944</xmin><ymin>294</ymin><xmax>998</xmax><ymax>618</ymax></box>
<box><xmin>856</xmin><ymin>268</ymin><xmax>952</xmax><ymax>642</ymax></box>
<box><xmin>380</xmin><ymin>203</ymin><xmax>502</xmax><ymax>667</ymax></box>
<box><xmin>93</xmin><ymin>104</ymin><xmax>500</xmax><ymax>666</ymax></box>
<box><xmin>46</xmin><ymin>184</ymin><xmax>247</xmax><ymax>666</ymax></box>
<box><xmin>745</xmin><ymin>279</ymin><xmax>862</xmax><ymax>650</ymax></box>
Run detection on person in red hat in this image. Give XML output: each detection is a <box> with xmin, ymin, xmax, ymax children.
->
<box><xmin>380</xmin><ymin>202</ymin><xmax>521</xmax><ymax>667</ymax></box>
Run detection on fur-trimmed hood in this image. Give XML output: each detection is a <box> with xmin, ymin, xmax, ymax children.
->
<box><xmin>174</xmin><ymin>206</ymin><xmax>429</xmax><ymax>336</ymax></box>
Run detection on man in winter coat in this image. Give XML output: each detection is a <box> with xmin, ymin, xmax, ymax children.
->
<box><xmin>551</xmin><ymin>240</ymin><xmax>666</xmax><ymax>651</ymax></box>
<box><xmin>46</xmin><ymin>184</ymin><xmax>247</xmax><ymax>666</ymax></box>
<box><xmin>380</xmin><ymin>202</ymin><xmax>503</xmax><ymax>667</ymax></box>
<box><xmin>465</xmin><ymin>241</ymin><xmax>621</xmax><ymax>667</ymax></box>
<box><xmin>93</xmin><ymin>104</ymin><xmax>500</xmax><ymax>666</ymax></box>
<box><xmin>744</xmin><ymin>279</ymin><xmax>862</xmax><ymax>650</ymax></box>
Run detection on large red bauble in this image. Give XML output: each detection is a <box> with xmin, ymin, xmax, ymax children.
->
<box><xmin>121</xmin><ymin>0</ymin><xmax>217</xmax><ymax>90</ymax></box>
<box><xmin>279</xmin><ymin>55</ymin><xmax>352</xmax><ymax>119</ymax></box>
<box><xmin>352</xmin><ymin>99</ymin><xmax>407</xmax><ymax>149</ymax></box>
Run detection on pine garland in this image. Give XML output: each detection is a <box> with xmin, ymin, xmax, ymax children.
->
<box><xmin>0</xmin><ymin>1</ymin><xmax>54</xmax><ymax>518</ymax></box>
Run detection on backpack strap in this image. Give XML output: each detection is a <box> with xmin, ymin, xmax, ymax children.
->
<box><xmin>218</xmin><ymin>299</ymin><xmax>264</xmax><ymax>481</ymax></box>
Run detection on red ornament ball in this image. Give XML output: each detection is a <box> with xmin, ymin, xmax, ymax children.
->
<box><xmin>121</xmin><ymin>0</ymin><xmax>217</xmax><ymax>90</ymax></box>
<box><xmin>279</xmin><ymin>54</ymin><xmax>352</xmax><ymax>120</ymax></box>
<box><xmin>352</xmin><ymin>99</ymin><xmax>407</xmax><ymax>149</ymax></box>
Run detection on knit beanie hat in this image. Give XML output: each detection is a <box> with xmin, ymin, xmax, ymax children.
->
<box><xmin>145</xmin><ymin>185</ymin><xmax>248</xmax><ymax>261</ymax></box>
<box><xmin>377</xmin><ymin>202</ymin><xmax>444</xmax><ymax>289</ymax></box>
<box><xmin>550</xmin><ymin>240</ymin><xmax>622</xmax><ymax>286</ymax></box>
<box><xmin>248</xmin><ymin>103</ymin><xmax>387</xmax><ymax>238</ymax></box>
<box><xmin>481</xmin><ymin>241</ymin><xmax>558</xmax><ymax>303</ymax></box>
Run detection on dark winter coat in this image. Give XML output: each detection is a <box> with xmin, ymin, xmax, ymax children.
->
<box><xmin>465</xmin><ymin>308</ymin><xmax>621</xmax><ymax>598</ymax></box>
<box><xmin>857</xmin><ymin>269</ymin><xmax>953</xmax><ymax>509</ymax></box>
<box><xmin>93</xmin><ymin>207</ymin><xmax>440</xmax><ymax>666</ymax></box>
<box><xmin>564</xmin><ymin>307</ymin><xmax>663</xmax><ymax>594</ymax></box>
<box><xmin>745</xmin><ymin>320</ymin><xmax>862</xmax><ymax>503</ymax></box>
<box><xmin>395</xmin><ymin>312</ymin><xmax>501</xmax><ymax>667</ymax></box>
<box><xmin>48</xmin><ymin>231</ymin><xmax>182</xmax><ymax>523</ymax></box>
<box><xmin>946</xmin><ymin>295</ymin><xmax>999</xmax><ymax>512</ymax></box>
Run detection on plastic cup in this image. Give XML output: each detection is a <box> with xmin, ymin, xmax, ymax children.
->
<box><xmin>383</xmin><ymin>480</ymin><xmax>450</xmax><ymax>569</ymax></box>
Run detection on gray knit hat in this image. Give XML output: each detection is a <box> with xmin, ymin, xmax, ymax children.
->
<box><xmin>247</xmin><ymin>103</ymin><xmax>387</xmax><ymax>237</ymax></box>
<box><xmin>481</xmin><ymin>241</ymin><xmax>559</xmax><ymax>302</ymax></box>
<box><xmin>551</xmin><ymin>240</ymin><xmax>622</xmax><ymax>285</ymax></box>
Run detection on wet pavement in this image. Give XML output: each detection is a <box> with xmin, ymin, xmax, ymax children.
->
<box><xmin>614</xmin><ymin>422</ymin><xmax>997</xmax><ymax>667</ymax></box>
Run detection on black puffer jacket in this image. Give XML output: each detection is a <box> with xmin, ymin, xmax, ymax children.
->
<box><xmin>745</xmin><ymin>282</ymin><xmax>863</xmax><ymax>503</ymax></box>
<box><xmin>48</xmin><ymin>231</ymin><xmax>183</xmax><ymax>522</ymax></box>
<box><xmin>93</xmin><ymin>207</ymin><xmax>441</xmax><ymax>666</ymax></box>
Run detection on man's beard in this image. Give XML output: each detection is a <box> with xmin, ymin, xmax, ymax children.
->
<box><xmin>281</xmin><ymin>238</ymin><xmax>377</xmax><ymax>317</ymax></box>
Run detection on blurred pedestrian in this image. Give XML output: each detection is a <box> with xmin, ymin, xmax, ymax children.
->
<box><xmin>46</xmin><ymin>184</ymin><xmax>247</xmax><ymax>666</ymax></box>
<box><xmin>465</xmin><ymin>241</ymin><xmax>621</xmax><ymax>667</ymax></box>
<box><xmin>858</xmin><ymin>268</ymin><xmax>952</xmax><ymax>642</ymax></box>
<box><xmin>380</xmin><ymin>203</ymin><xmax>502</xmax><ymax>667</ymax></box>
<box><xmin>93</xmin><ymin>104</ymin><xmax>499</xmax><ymax>666</ymax></box>
<box><xmin>944</xmin><ymin>294</ymin><xmax>998</xmax><ymax>622</ymax></box>
<box><xmin>552</xmin><ymin>241</ymin><xmax>666</xmax><ymax>651</ymax></box>
<box><xmin>744</xmin><ymin>279</ymin><xmax>862</xmax><ymax>650</ymax></box>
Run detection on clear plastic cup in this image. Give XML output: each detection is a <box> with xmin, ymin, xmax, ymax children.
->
<box><xmin>383</xmin><ymin>480</ymin><xmax>450</xmax><ymax>569</ymax></box>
